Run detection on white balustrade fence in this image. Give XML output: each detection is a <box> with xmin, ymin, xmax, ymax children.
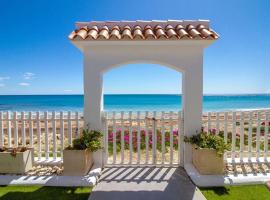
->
<box><xmin>103</xmin><ymin>111</ymin><xmax>183</xmax><ymax>166</ymax></box>
<box><xmin>202</xmin><ymin>109</ymin><xmax>270</xmax><ymax>163</ymax></box>
<box><xmin>0</xmin><ymin>111</ymin><xmax>83</xmax><ymax>163</ymax></box>
<box><xmin>0</xmin><ymin>109</ymin><xmax>269</xmax><ymax>166</ymax></box>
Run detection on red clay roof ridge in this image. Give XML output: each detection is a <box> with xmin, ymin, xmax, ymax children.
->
<box><xmin>69</xmin><ymin>20</ymin><xmax>219</xmax><ymax>41</ymax></box>
<box><xmin>75</xmin><ymin>20</ymin><xmax>210</xmax><ymax>30</ymax></box>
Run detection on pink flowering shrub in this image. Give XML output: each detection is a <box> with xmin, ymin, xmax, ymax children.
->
<box><xmin>107</xmin><ymin>129</ymin><xmax>179</xmax><ymax>154</ymax></box>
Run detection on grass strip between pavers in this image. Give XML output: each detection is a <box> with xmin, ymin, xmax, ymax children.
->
<box><xmin>0</xmin><ymin>185</ymin><xmax>91</xmax><ymax>200</ymax></box>
<box><xmin>200</xmin><ymin>184</ymin><xmax>270</xmax><ymax>200</ymax></box>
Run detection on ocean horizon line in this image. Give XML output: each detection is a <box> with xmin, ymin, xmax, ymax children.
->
<box><xmin>0</xmin><ymin>93</ymin><xmax>270</xmax><ymax>96</ymax></box>
<box><xmin>0</xmin><ymin>94</ymin><xmax>270</xmax><ymax>112</ymax></box>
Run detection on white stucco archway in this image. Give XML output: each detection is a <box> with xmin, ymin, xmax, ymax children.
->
<box><xmin>69</xmin><ymin>20</ymin><xmax>218</xmax><ymax>168</ymax></box>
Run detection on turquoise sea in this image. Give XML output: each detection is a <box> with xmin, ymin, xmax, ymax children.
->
<box><xmin>0</xmin><ymin>94</ymin><xmax>269</xmax><ymax>112</ymax></box>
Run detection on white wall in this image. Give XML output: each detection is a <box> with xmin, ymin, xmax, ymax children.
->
<box><xmin>72</xmin><ymin>40</ymin><xmax>213</xmax><ymax>167</ymax></box>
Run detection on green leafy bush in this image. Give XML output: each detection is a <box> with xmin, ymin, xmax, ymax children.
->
<box><xmin>66</xmin><ymin>128</ymin><xmax>103</xmax><ymax>152</ymax></box>
<box><xmin>184</xmin><ymin>129</ymin><xmax>230</xmax><ymax>156</ymax></box>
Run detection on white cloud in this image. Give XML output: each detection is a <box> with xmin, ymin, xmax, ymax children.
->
<box><xmin>0</xmin><ymin>83</ymin><xmax>5</xmax><ymax>87</ymax></box>
<box><xmin>64</xmin><ymin>89</ymin><xmax>73</xmax><ymax>92</ymax></box>
<box><xmin>23</xmin><ymin>72</ymin><xmax>35</xmax><ymax>80</ymax></box>
<box><xmin>0</xmin><ymin>76</ymin><xmax>10</xmax><ymax>81</ymax></box>
<box><xmin>19</xmin><ymin>82</ymin><xmax>30</xmax><ymax>86</ymax></box>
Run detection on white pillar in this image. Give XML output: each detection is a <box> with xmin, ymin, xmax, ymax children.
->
<box><xmin>182</xmin><ymin>66</ymin><xmax>203</xmax><ymax>165</ymax></box>
<box><xmin>84</xmin><ymin>59</ymin><xmax>103</xmax><ymax>130</ymax></box>
<box><xmin>84</xmin><ymin>55</ymin><xmax>104</xmax><ymax>167</ymax></box>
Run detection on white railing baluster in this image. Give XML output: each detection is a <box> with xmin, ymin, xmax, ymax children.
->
<box><xmin>60</xmin><ymin>112</ymin><xmax>64</xmax><ymax>159</ymax></box>
<box><xmin>248</xmin><ymin>112</ymin><xmax>253</xmax><ymax>160</ymax></box>
<box><xmin>13</xmin><ymin>112</ymin><xmax>18</xmax><ymax>147</ymax></box>
<box><xmin>161</xmin><ymin>111</ymin><xmax>165</xmax><ymax>164</ymax></box>
<box><xmin>216</xmin><ymin>112</ymin><xmax>220</xmax><ymax>135</ymax></box>
<box><xmin>153</xmin><ymin>111</ymin><xmax>157</xmax><ymax>165</ymax></box>
<box><xmin>207</xmin><ymin>112</ymin><xmax>211</xmax><ymax>134</ymax></box>
<box><xmin>68</xmin><ymin>111</ymin><xmax>72</xmax><ymax>146</ymax></box>
<box><xmin>170</xmin><ymin>111</ymin><xmax>174</xmax><ymax>164</ymax></box>
<box><xmin>52</xmin><ymin>111</ymin><xmax>57</xmax><ymax>159</ymax></box>
<box><xmin>223</xmin><ymin>112</ymin><xmax>228</xmax><ymax>161</ymax></box>
<box><xmin>112</xmin><ymin>111</ymin><xmax>116</xmax><ymax>164</ymax></box>
<box><xmin>36</xmin><ymin>112</ymin><xmax>41</xmax><ymax>159</ymax></box>
<box><xmin>178</xmin><ymin>111</ymin><xmax>182</xmax><ymax>165</ymax></box>
<box><xmin>21</xmin><ymin>111</ymin><xmax>26</xmax><ymax>146</ymax></box>
<box><xmin>7</xmin><ymin>111</ymin><xmax>11</xmax><ymax>148</ymax></box>
<box><xmin>137</xmin><ymin>111</ymin><xmax>141</xmax><ymax>164</ymax></box>
<box><xmin>224</xmin><ymin>112</ymin><xmax>228</xmax><ymax>143</ymax></box>
<box><xmin>264</xmin><ymin>111</ymin><xmax>269</xmax><ymax>160</ymax></box>
<box><xmin>76</xmin><ymin>112</ymin><xmax>80</xmax><ymax>138</ymax></box>
<box><xmin>44</xmin><ymin>111</ymin><xmax>49</xmax><ymax>159</ymax></box>
<box><xmin>145</xmin><ymin>111</ymin><xmax>149</xmax><ymax>164</ymax></box>
<box><xmin>104</xmin><ymin>112</ymin><xmax>108</xmax><ymax>165</ymax></box>
<box><xmin>232</xmin><ymin>112</ymin><xmax>236</xmax><ymax>162</ymax></box>
<box><xmin>240</xmin><ymin>112</ymin><xmax>244</xmax><ymax>161</ymax></box>
<box><xmin>256</xmin><ymin>111</ymin><xmax>261</xmax><ymax>159</ymax></box>
<box><xmin>29</xmin><ymin>112</ymin><xmax>33</xmax><ymax>147</ymax></box>
<box><xmin>0</xmin><ymin>112</ymin><xmax>3</xmax><ymax>148</ymax></box>
<box><xmin>121</xmin><ymin>111</ymin><xmax>124</xmax><ymax>164</ymax></box>
<box><xmin>129</xmin><ymin>111</ymin><xmax>133</xmax><ymax>164</ymax></box>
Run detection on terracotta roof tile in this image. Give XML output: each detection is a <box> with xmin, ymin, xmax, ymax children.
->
<box><xmin>76</xmin><ymin>26</ymin><xmax>88</xmax><ymax>40</ymax></box>
<box><xmin>122</xmin><ymin>26</ymin><xmax>133</xmax><ymax>39</ymax></box>
<box><xmin>87</xmin><ymin>26</ymin><xmax>99</xmax><ymax>40</ymax></box>
<box><xmin>133</xmin><ymin>26</ymin><xmax>144</xmax><ymax>39</ymax></box>
<box><xmin>144</xmin><ymin>25</ymin><xmax>156</xmax><ymax>40</ymax></box>
<box><xmin>187</xmin><ymin>25</ymin><xmax>201</xmax><ymax>39</ymax></box>
<box><xmin>175</xmin><ymin>25</ymin><xmax>190</xmax><ymax>39</ymax></box>
<box><xmin>197</xmin><ymin>24</ymin><xmax>217</xmax><ymax>39</ymax></box>
<box><xmin>68</xmin><ymin>31</ymin><xmax>77</xmax><ymax>40</ymax></box>
<box><xmin>110</xmin><ymin>26</ymin><xmax>121</xmax><ymax>40</ymax></box>
<box><xmin>155</xmin><ymin>25</ymin><xmax>167</xmax><ymax>39</ymax></box>
<box><xmin>165</xmin><ymin>25</ymin><xmax>178</xmax><ymax>39</ymax></box>
<box><xmin>97</xmin><ymin>26</ymin><xmax>109</xmax><ymax>40</ymax></box>
<box><xmin>69</xmin><ymin>20</ymin><xmax>219</xmax><ymax>41</ymax></box>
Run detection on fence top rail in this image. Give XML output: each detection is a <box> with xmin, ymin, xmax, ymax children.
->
<box><xmin>104</xmin><ymin>111</ymin><xmax>181</xmax><ymax>120</ymax></box>
<box><xmin>203</xmin><ymin>109</ymin><xmax>270</xmax><ymax>114</ymax></box>
<box><xmin>0</xmin><ymin>111</ymin><xmax>83</xmax><ymax>119</ymax></box>
<box><xmin>0</xmin><ymin>109</ymin><xmax>269</xmax><ymax>119</ymax></box>
<box><xmin>202</xmin><ymin>109</ymin><xmax>270</xmax><ymax>121</ymax></box>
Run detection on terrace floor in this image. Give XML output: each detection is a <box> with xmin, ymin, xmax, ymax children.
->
<box><xmin>89</xmin><ymin>166</ymin><xmax>206</xmax><ymax>200</ymax></box>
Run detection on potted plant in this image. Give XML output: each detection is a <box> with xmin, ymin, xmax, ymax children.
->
<box><xmin>0</xmin><ymin>147</ymin><xmax>34</xmax><ymax>174</ymax></box>
<box><xmin>63</xmin><ymin>128</ymin><xmax>102</xmax><ymax>176</ymax></box>
<box><xmin>184</xmin><ymin>128</ymin><xmax>229</xmax><ymax>175</ymax></box>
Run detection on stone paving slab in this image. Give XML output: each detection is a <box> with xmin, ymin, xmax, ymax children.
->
<box><xmin>89</xmin><ymin>166</ymin><xmax>206</xmax><ymax>200</ymax></box>
<box><xmin>0</xmin><ymin>163</ymin><xmax>101</xmax><ymax>187</ymax></box>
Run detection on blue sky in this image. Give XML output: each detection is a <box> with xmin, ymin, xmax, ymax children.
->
<box><xmin>0</xmin><ymin>0</ymin><xmax>269</xmax><ymax>95</ymax></box>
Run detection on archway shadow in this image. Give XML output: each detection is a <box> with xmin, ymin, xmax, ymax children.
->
<box><xmin>89</xmin><ymin>166</ymin><xmax>205</xmax><ymax>200</ymax></box>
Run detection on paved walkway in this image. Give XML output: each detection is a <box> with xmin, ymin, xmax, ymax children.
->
<box><xmin>89</xmin><ymin>166</ymin><xmax>206</xmax><ymax>200</ymax></box>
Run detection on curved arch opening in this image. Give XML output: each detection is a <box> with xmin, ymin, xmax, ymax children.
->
<box><xmin>103</xmin><ymin>63</ymin><xmax>183</xmax><ymax>111</ymax></box>
<box><xmin>101</xmin><ymin>60</ymin><xmax>184</xmax><ymax>74</ymax></box>
<box><xmin>103</xmin><ymin>63</ymin><xmax>183</xmax><ymax>165</ymax></box>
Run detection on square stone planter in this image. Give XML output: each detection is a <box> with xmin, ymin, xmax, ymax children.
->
<box><xmin>63</xmin><ymin>149</ymin><xmax>93</xmax><ymax>176</ymax></box>
<box><xmin>0</xmin><ymin>148</ymin><xmax>34</xmax><ymax>174</ymax></box>
<box><xmin>192</xmin><ymin>145</ymin><xmax>224</xmax><ymax>175</ymax></box>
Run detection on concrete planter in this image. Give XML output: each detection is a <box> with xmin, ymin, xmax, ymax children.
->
<box><xmin>0</xmin><ymin>148</ymin><xmax>34</xmax><ymax>174</ymax></box>
<box><xmin>192</xmin><ymin>145</ymin><xmax>224</xmax><ymax>175</ymax></box>
<box><xmin>63</xmin><ymin>149</ymin><xmax>93</xmax><ymax>176</ymax></box>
